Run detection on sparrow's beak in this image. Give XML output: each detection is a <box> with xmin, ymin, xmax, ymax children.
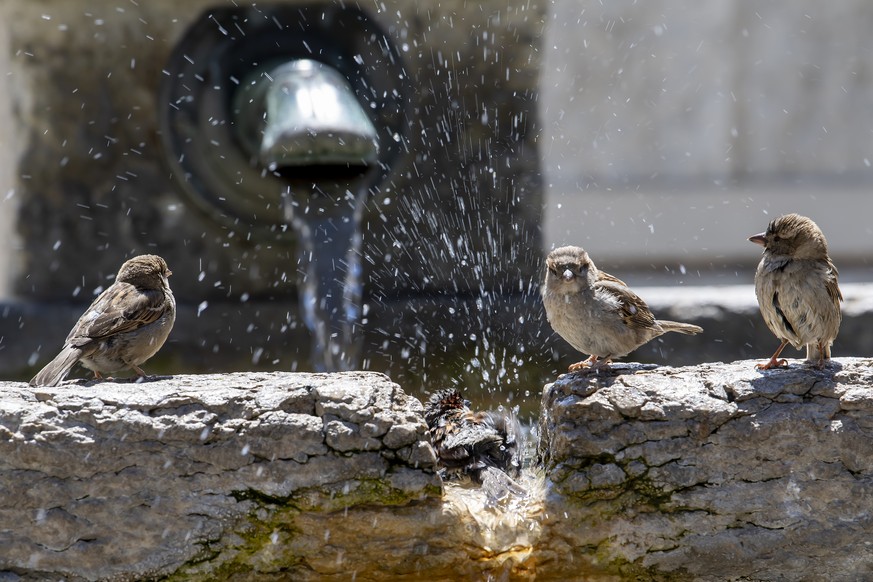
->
<box><xmin>748</xmin><ymin>232</ymin><xmax>766</xmax><ymax>246</ymax></box>
<box><xmin>562</xmin><ymin>269</ymin><xmax>574</xmax><ymax>282</ymax></box>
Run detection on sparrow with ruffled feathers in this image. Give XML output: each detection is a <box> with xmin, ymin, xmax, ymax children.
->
<box><xmin>424</xmin><ymin>388</ymin><xmax>521</xmax><ymax>483</ymax></box>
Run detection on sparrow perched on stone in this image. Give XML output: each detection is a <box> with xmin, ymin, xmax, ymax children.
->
<box><xmin>749</xmin><ymin>214</ymin><xmax>842</xmax><ymax>369</ymax></box>
<box><xmin>29</xmin><ymin>255</ymin><xmax>176</xmax><ymax>387</ymax></box>
<box><xmin>424</xmin><ymin>388</ymin><xmax>521</xmax><ymax>484</ymax></box>
<box><xmin>542</xmin><ymin>245</ymin><xmax>703</xmax><ymax>371</ymax></box>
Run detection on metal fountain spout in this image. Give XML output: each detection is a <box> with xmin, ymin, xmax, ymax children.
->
<box><xmin>159</xmin><ymin>5</ymin><xmax>410</xmax><ymax>372</ymax></box>
<box><xmin>235</xmin><ymin>59</ymin><xmax>380</xmax><ymax>171</ymax></box>
<box><xmin>232</xmin><ymin>58</ymin><xmax>379</xmax><ymax>372</ymax></box>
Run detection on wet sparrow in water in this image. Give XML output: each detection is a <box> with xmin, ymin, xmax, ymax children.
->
<box><xmin>424</xmin><ymin>388</ymin><xmax>521</xmax><ymax>484</ymax></box>
<box><xmin>749</xmin><ymin>214</ymin><xmax>842</xmax><ymax>369</ymax></box>
<box><xmin>30</xmin><ymin>255</ymin><xmax>176</xmax><ymax>387</ymax></box>
<box><xmin>542</xmin><ymin>245</ymin><xmax>703</xmax><ymax>371</ymax></box>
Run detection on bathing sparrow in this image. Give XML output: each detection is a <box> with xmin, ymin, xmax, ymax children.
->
<box><xmin>749</xmin><ymin>214</ymin><xmax>841</xmax><ymax>369</ymax></box>
<box><xmin>542</xmin><ymin>245</ymin><xmax>703</xmax><ymax>371</ymax></box>
<box><xmin>30</xmin><ymin>255</ymin><xmax>176</xmax><ymax>387</ymax></box>
<box><xmin>424</xmin><ymin>388</ymin><xmax>521</xmax><ymax>483</ymax></box>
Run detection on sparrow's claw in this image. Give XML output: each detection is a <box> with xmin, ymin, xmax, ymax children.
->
<box><xmin>568</xmin><ymin>355</ymin><xmax>612</xmax><ymax>372</ymax></box>
<box><xmin>808</xmin><ymin>343</ymin><xmax>829</xmax><ymax>369</ymax></box>
<box><xmin>568</xmin><ymin>355</ymin><xmax>598</xmax><ymax>372</ymax></box>
<box><xmin>756</xmin><ymin>357</ymin><xmax>788</xmax><ymax>370</ymax></box>
<box><xmin>591</xmin><ymin>357</ymin><xmax>613</xmax><ymax>370</ymax></box>
<box><xmin>809</xmin><ymin>357</ymin><xmax>828</xmax><ymax>370</ymax></box>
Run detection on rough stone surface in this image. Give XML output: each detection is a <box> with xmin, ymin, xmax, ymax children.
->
<box><xmin>537</xmin><ymin>358</ymin><xmax>873</xmax><ymax>581</ymax></box>
<box><xmin>0</xmin><ymin>371</ymin><xmax>445</xmax><ymax>580</ymax></box>
<box><xmin>8</xmin><ymin>362</ymin><xmax>873</xmax><ymax>580</ymax></box>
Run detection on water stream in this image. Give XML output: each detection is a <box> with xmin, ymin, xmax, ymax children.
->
<box><xmin>283</xmin><ymin>184</ymin><xmax>368</xmax><ymax>372</ymax></box>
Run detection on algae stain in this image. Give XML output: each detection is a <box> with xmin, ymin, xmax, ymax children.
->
<box><xmin>169</xmin><ymin>478</ymin><xmax>441</xmax><ymax>579</ymax></box>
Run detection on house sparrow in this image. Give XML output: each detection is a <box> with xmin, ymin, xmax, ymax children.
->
<box><xmin>542</xmin><ymin>245</ymin><xmax>703</xmax><ymax>371</ymax></box>
<box><xmin>424</xmin><ymin>388</ymin><xmax>521</xmax><ymax>484</ymax></box>
<box><xmin>749</xmin><ymin>214</ymin><xmax>842</xmax><ymax>369</ymax></box>
<box><xmin>29</xmin><ymin>255</ymin><xmax>176</xmax><ymax>387</ymax></box>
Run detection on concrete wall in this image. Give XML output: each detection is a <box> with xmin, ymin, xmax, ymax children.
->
<box><xmin>1</xmin><ymin>1</ymin><xmax>871</xmax><ymax>281</ymax></box>
<box><xmin>541</xmin><ymin>1</ymin><xmax>873</xmax><ymax>271</ymax></box>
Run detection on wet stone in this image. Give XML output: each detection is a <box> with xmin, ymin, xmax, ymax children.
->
<box><xmin>382</xmin><ymin>421</ymin><xmax>425</xmax><ymax>449</ymax></box>
<box><xmin>587</xmin><ymin>463</ymin><xmax>626</xmax><ymax>488</ymax></box>
<box><xmin>324</xmin><ymin>419</ymin><xmax>382</xmax><ymax>452</ymax></box>
<box><xmin>8</xmin><ymin>361</ymin><xmax>873</xmax><ymax>580</ymax></box>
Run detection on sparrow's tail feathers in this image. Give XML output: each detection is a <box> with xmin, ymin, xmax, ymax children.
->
<box><xmin>29</xmin><ymin>346</ymin><xmax>81</xmax><ymax>387</ymax></box>
<box><xmin>658</xmin><ymin>321</ymin><xmax>704</xmax><ymax>335</ymax></box>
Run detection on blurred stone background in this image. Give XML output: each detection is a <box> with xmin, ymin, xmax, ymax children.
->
<box><xmin>542</xmin><ymin>0</ymin><xmax>873</xmax><ymax>272</ymax></box>
<box><xmin>0</xmin><ymin>0</ymin><xmax>871</xmax><ymax>409</ymax></box>
<box><xmin>0</xmin><ymin>0</ymin><xmax>545</xmax><ymax>397</ymax></box>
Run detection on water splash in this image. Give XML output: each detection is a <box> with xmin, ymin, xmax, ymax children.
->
<box><xmin>284</xmin><ymin>184</ymin><xmax>367</xmax><ymax>372</ymax></box>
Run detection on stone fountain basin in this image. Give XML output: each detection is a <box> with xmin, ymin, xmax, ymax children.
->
<box><xmin>2</xmin><ymin>361</ymin><xmax>873</xmax><ymax>580</ymax></box>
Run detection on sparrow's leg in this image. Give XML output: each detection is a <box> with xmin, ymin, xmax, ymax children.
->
<box><xmin>591</xmin><ymin>357</ymin><xmax>613</xmax><ymax>370</ymax></box>
<box><xmin>756</xmin><ymin>340</ymin><xmax>790</xmax><ymax>370</ymax></box>
<box><xmin>568</xmin><ymin>355</ymin><xmax>613</xmax><ymax>372</ymax></box>
<box><xmin>130</xmin><ymin>364</ymin><xmax>148</xmax><ymax>377</ymax></box>
<box><xmin>806</xmin><ymin>342</ymin><xmax>830</xmax><ymax>369</ymax></box>
<box><xmin>568</xmin><ymin>355</ymin><xmax>598</xmax><ymax>372</ymax></box>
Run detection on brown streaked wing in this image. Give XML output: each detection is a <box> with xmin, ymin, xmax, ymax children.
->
<box><xmin>595</xmin><ymin>277</ymin><xmax>659</xmax><ymax>330</ymax></box>
<box><xmin>825</xmin><ymin>260</ymin><xmax>843</xmax><ymax>304</ymax></box>
<box><xmin>595</xmin><ymin>269</ymin><xmax>629</xmax><ymax>288</ymax></box>
<box><xmin>67</xmin><ymin>283</ymin><xmax>165</xmax><ymax>344</ymax></box>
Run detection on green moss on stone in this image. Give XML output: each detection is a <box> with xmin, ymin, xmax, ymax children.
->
<box><xmin>626</xmin><ymin>475</ymin><xmax>673</xmax><ymax>508</ymax></box>
<box><xmin>170</xmin><ymin>475</ymin><xmax>441</xmax><ymax>579</ymax></box>
<box><xmin>612</xmin><ymin>555</ymin><xmax>693</xmax><ymax>581</ymax></box>
<box><xmin>557</xmin><ymin>453</ymin><xmax>677</xmax><ymax>511</ymax></box>
<box><xmin>568</xmin><ymin>539</ymin><xmax>693</xmax><ymax>582</ymax></box>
